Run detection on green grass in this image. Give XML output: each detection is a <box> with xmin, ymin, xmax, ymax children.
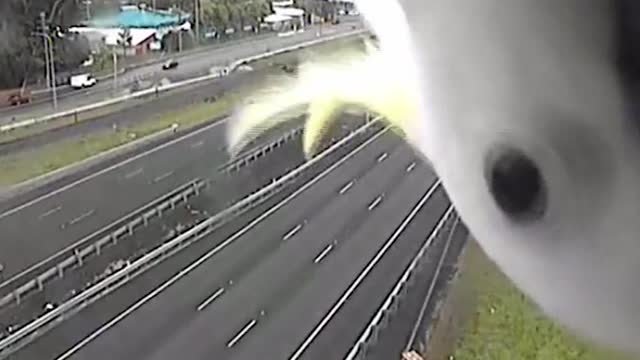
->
<box><xmin>0</xmin><ymin>101</ymin><xmax>132</xmax><ymax>146</ymax></box>
<box><xmin>0</xmin><ymin>35</ymin><xmax>365</xmax><ymax>187</ymax></box>
<box><xmin>450</xmin><ymin>241</ymin><xmax>635</xmax><ymax>360</ymax></box>
<box><xmin>0</xmin><ymin>96</ymin><xmax>235</xmax><ymax>187</ymax></box>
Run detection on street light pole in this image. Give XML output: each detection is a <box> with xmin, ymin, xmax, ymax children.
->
<box><xmin>83</xmin><ymin>0</ymin><xmax>92</xmax><ymax>21</ymax></box>
<box><xmin>40</xmin><ymin>12</ymin><xmax>51</xmax><ymax>90</ymax></box>
<box><xmin>194</xmin><ymin>0</ymin><xmax>200</xmax><ymax>44</ymax></box>
<box><xmin>112</xmin><ymin>47</ymin><xmax>118</xmax><ymax>94</ymax></box>
<box><xmin>47</xmin><ymin>36</ymin><xmax>58</xmax><ymax>109</ymax></box>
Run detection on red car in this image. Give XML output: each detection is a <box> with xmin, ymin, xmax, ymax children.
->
<box><xmin>8</xmin><ymin>92</ymin><xmax>31</xmax><ymax>106</ymax></box>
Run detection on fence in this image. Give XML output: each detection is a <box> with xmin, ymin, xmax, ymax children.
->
<box><xmin>344</xmin><ymin>206</ymin><xmax>462</xmax><ymax>360</ymax></box>
<box><xmin>0</xmin><ymin>117</ymin><xmax>384</xmax><ymax>356</ymax></box>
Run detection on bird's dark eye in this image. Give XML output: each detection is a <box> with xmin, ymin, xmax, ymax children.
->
<box><xmin>485</xmin><ymin>146</ymin><xmax>547</xmax><ymax>222</ymax></box>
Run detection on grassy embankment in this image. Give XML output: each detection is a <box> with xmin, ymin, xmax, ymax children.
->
<box><xmin>429</xmin><ymin>240</ymin><xmax>635</xmax><ymax>360</ymax></box>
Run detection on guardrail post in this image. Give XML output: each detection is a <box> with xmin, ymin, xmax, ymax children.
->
<box><xmin>128</xmin><ymin>223</ymin><xmax>134</xmax><ymax>235</ymax></box>
<box><xmin>37</xmin><ymin>277</ymin><xmax>44</xmax><ymax>291</ymax></box>
<box><xmin>57</xmin><ymin>263</ymin><xmax>64</xmax><ymax>278</ymax></box>
<box><xmin>111</xmin><ymin>232</ymin><xmax>118</xmax><ymax>245</ymax></box>
<box><xmin>74</xmin><ymin>111</ymin><xmax>78</xmax><ymax>123</ymax></box>
<box><xmin>74</xmin><ymin>248</ymin><xmax>83</xmax><ymax>267</ymax></box>
<box><xmin>96</xmin><ymin>241</ymin><xmax>101</xmax><ymax>256</ymax></box>
<box><xmin>13</xmin><ymin>290</ymin><xmax>20</xmax><ymax>306</ymax></box>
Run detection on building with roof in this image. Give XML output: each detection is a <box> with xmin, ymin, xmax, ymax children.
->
<box><xmin>265</xmin><ymin>1</ymin><xmax>305</xmax><ymax>31</ymax></box>
<box><xmin>69</xmin><ymin>4</ymin><xmax>191</xmax><ymax>55</ymax></box>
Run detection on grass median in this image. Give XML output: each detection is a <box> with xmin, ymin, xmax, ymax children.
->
<box><xmin>446</xmin><ymin>241</ymin><xmax>634</xmax><ymax>360</ymax></box>
<box><xmin>0</xmin><ymin>94</ymin><xmax>236</xmax><ymax>187</ymax></box>
<box><xmin>0</xmin><ymin>35</ymin><xmax>366</xmax><ymax>148</ymax></box>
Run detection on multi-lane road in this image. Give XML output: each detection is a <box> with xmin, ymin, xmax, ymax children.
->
<box><xmin>0</xmin><ymin>57</ymin><xmax>295</xmax><ymax>157</ymax></box>
<box><xmin>8</xmin><ymin>126</ymin><xmax>452</xmax><ymax>360</ymax></box>
<box><xmin>0</xmin><ymin>20</ymin><xmax>364</xmax><ymax>125</ymax></box>
<box><xmin>0</xmin><ymin>108</ymin><xmax>318</xmax><ymax>291</ymax></box>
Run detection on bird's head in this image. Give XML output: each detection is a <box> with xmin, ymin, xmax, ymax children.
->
<box><xmin>227</xmin><ymin>0</ymin><xmax>640</xmax><ymax>354</ymax></box>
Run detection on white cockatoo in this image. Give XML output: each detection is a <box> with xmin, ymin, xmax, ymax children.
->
<box><xmin>227</xmin><ymin>0</ymin><xmax>640</xmax><ymax>355</ymax></box>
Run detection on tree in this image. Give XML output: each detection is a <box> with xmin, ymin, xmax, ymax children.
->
<box><xmin>0</xmin><ymin>0</ymin><xmax>84</xmax><ymax>89</ymax></box>
<box><xmin>199</xmin><ymin>0</ymin><xmax>270</xmax><ymax>36</ymax></box>
<box><xmin>117</xmin><ymin>27</ymin><xmax>132</xmax><ymax>57</ymax></box>
<box><xmin>200</xmin><ymin>0</ymin><xmax>231</xmax><ymax>32</ymax></box>
<box><xmin>244</xmin><ymin>0</ymin><xmax>270</xmax><ymax>29</ymax></box>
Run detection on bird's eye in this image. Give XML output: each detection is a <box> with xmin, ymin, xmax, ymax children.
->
<box><xmin>485</xmin><ymin>146</ymin><xmax>547</xmax><ymax>222</ymax></box>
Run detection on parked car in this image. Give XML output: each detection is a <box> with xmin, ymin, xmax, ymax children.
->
<box><xmin>8</xmin><ymin>91</ymin><xmax>31</xmax><ymax>106</ymax></box>
<box><xmin>162</xmin><ymin>59</ymin><xmax>179</xmax><ymax>70</ymax></box>
<box><xmin>70</xmin><ymin>73</ymin><xmax>97</xmax><ymax>89</ymax></box>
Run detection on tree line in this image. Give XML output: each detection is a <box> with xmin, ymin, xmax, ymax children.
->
<box><xmin>0</xmin><ymin>0</ymin><xmax>339</xmax><ymax>89</ymax></box>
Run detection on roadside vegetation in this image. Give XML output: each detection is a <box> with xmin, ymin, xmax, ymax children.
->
<box><xmin>0</xmin><ymin>36</ymin><xmax>366</xmax><ymax>187</ymax></box>
<box><xmin>0</xmin><ymin>95</ymin><xmax>233</xmax><ymax>187</ymax></box>
<box><xmin>448</xmin><ymin>241</ymin><xmax>634</xmax><ymax>360</ymax></box>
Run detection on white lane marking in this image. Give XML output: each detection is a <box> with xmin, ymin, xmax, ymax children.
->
<box><xmin>63</xmin><ymin>209</ymin><xmax>96</xmax><ymax>228</ymax></box>
<box><xmin>191</xmin><ymin>140</ymin><xmax>205</xmax><ymax>148</ymax></box>
<box><xmin>39</xmin><ymin>206</ymin><xmax>62</xmax><ymax>219</ymax></box>
<box><xmin>406</xmin><ymin>162</ymin><xmax>416</xmax><ymax>172</ymax></box>
<box><xmin>338</xmin><ymin>180</ymin><xmax>354</xmax><ymax>195</ymax></box>
<box><xmin>197</xmin><ymin>287</ymin><xmax>225</xmax><ymax>311</ymax></box>
<box><xmin>152</xmin><ymin>171</ymin><xmax>174</xmax><ymax>183</ymax></box>
<box><xmin>226</xmin><ymin>319</ymin><xmax>257</xmax><ymax>348</ymax></box>
<box><xmin>283</xmin><ymin>224</ymin><xmax>303</xmax><ymax>241</ymax></box>
<box><xmin>0</xmin><ymin>120</ymin><xmax>226</xmax><ymax>221</ymax></box>
<box><xmin>313</xmin><ymin>244</ymin><xmax>334</xmax><ymax>264</ymax></box>
<box><xmin>377</xmin><ymin>152</ymin><xmax>388</xmax><ymax>163</ymax></box>
<box><xmin>55</xmin><ymin>128</ymin><xmax>388</xmax><ymax>360</ymax></box>
<box><xmin>367</xmin><ymin>195</ymin><xmax>383</xmax><ymax>211</ymax></box>
<box><xmin>289</xmin><ymin>180</ymin><xmax>442</xmax><ymax>360</ymax></box>
<box><xmin>124</xmin><ymin>168</ymin><xmax>143</xmax><ymax>179</ymax></box>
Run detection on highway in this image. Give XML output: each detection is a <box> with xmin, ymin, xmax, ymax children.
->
<box><xmin>10</xmin><ymin>129</ymin><xmax>451</xmax><ymax>360</ymax></box>
<box><xmin>0</xmin><ymin>21</ymin><xmax>363</xmax><ymax>125</ymax></box>
<box><xmin>0</xmin><ymin>55</ymin><xmax>292</xmax><ymax>157</ymax></box>
<box><xmin>0</xmin><ymin>108</ymin><xmax>347</xmax><ymax>291</ymax></box>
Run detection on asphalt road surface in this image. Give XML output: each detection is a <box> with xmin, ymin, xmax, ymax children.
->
<box><xmin>0</xmin><ymin>21</ymin><xmax>363</xmax><ymax>125</ymax></box>
<box><xmin>0</xmin><ymin>116</ymin><xmax>375</xmax><ymax>330</ymax></box>
<box><xmin>10</xmin><ymin>129</ymin><xmax>451</xmax><ymax>360</ymax></box>
<box><xmin>0</xmin><ymin>108</ymin><xmax>354</xmax><ymax>290</ymax></box>
<box><xmin>0</xmin><ymin>56</ymin><xmax>293</xmax><ymax>157</ymax></box>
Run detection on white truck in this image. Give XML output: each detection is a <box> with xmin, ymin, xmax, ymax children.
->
<box><xmin>70</xmin><ymin>73</ymin><xmax>97</xmax><ymax>89</ymax></box>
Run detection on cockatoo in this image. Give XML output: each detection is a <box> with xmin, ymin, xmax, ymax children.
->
<box><xmin>227</xmin><ymin>0</ymin><xmax>640</xmax><ymax>355</ymax></box>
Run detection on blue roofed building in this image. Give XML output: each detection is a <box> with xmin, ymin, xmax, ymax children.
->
<box><xmin>86</xmin><ymin>5</ymin><xmax>190</xmax><ymax>29</ymax></box>
<box><xmin>69</xmin><ymin>4</ymin><xmax>191</xmax><ymax>56</ymax></box>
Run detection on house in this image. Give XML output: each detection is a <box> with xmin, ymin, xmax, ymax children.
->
<box><xmin>68</xmin><ymin>4</ymin><xmax>190</xmax><ymax>55</ymax></box>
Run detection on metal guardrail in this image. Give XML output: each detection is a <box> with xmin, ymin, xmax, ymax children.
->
<box><xmin>0</xmin><ymin>117</ymin><xmax>318</xmax><ymax>309</ymax></box>
<box><xmin>0</xmin><ymin>117</ymin><xmax>383</xmax><ymax>355</ymax></box>
<box><xmin>0</xmin><ymin>178</ymin><xmax>208</xmax><ymax>310</ymax></box>
<box><xmin>218</xmin><ymin>126</ymin><xmax>304</xmax><ymax>174</ymax></box>
<box><xmin>0</xmin><ymin>29</ymin><xmax>367</xmax><ymax>134</ymax></box>
<box><xmin>344</xmin><ymin>205</ymin><xmax>459</xmax><ymax>360</ymax></box>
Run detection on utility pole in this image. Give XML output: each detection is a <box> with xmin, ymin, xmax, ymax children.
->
<box><xmin>112</xmin><ymin>47</ymin><xmax>118</xmax><ymax>94</ymax></box>
<box><xmin>48</xmin><ymin>36</ymin><xmax>58</xmax><ymax>109</ymax></box>
<box><xmin>194</xmin><ymin>0</ymin><xmax>200</xmax><ymax>44</ymax></box>
<box><xmin>178</xmin><ymin>11</ymin><xmax>183</xmax><ymax>52</ymax></box>
<box><xmin>40</xmin><ymin>12</ymin><xmax>51</xmax><ymax>90</ymax></box>
<box><xmin>83</xmin><ymin>0</ymin><xmax>92</xmax><ymax>21</ymax></box>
